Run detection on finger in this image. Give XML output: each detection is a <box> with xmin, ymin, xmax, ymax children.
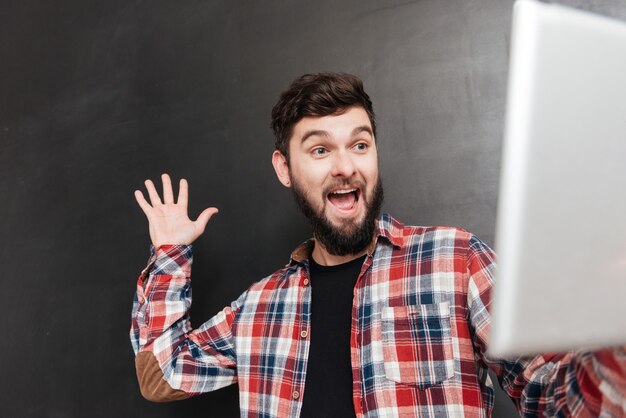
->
<box><xmin>144</xmin><ymin>179</ymin><xmax>163</xmax><ymax>206</ymax></box>
<box><xmin>134</xmin><ymin>190</ymin><xmax>153</xmax><ymax>215</ymax></box>
<box><xmin>194</xmin><ymin>207</ymin><xmax>219</xmax><ymax>233</ymax></box>
<box><xmin>177</xmin><ymin>178</ymin><xmax>188</xmax><ymax>208</ymax></box>
<box><xmin>161</xmin><ymin>173</ymin><xmax>174</xmax><ymax>204</ymax></box>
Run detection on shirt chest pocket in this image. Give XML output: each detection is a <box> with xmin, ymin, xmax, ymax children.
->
<box><xmin>380</xmin><ymin>302</ymin><xmax>455</xmax><ymax>388</ymax></box>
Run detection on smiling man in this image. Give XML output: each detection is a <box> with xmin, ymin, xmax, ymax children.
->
<box><xmin>272</xmin><ymin>104</ymin><xmax>383</xmax><ymax>264</ymax></box>
<box><xmin>130</xmin><ymin>73</ymin><xmax>625</xmax><ymax>417</ymax></box>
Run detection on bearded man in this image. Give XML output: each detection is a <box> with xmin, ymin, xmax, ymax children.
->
<box><xmin>130</xmin><ymin>73</ymin><xmax>626</xmax><ymax>417</ymax></box>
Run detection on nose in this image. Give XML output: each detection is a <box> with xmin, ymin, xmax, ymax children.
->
<box><xmin>330</xmin><ymin>149</ymin><xmax>356</xmax><ymax>178</ymax></box>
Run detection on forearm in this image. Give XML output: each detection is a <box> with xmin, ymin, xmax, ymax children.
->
<box><xmin>129</xmin><ymin>244</ymin><xmax>240</xmax><ymax>401</ymax></box>
<box><xmin>130</xmin><ymin>245</ymin><xmax>193</xmax><ymax>354</ymax></box>
<box><xmin>473</xmin><ymin>304</ymin><xmax>626</xmax><ymax>416</ymax></box>
<box><xmin>465</xmin><ymin>235</ymin><xmax>626</xmax><ymax>416</ymax></box>
<box><xmin>130</xmin><ymin>244</ymin><xmax>197</xmax><ymax>401</ymax></box>
<box><xmin>568</xmin><ymin>347</ymin><xmax>626</xmax><ymax>417</ymax></box>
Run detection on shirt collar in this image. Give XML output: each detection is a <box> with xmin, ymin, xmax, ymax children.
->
<box><xmin>289</xmin><ymin>213</ymin><xmax>404</xmax><ymax>265</ymax></box>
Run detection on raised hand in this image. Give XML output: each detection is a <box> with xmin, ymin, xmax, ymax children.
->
<box><xmin>134</xmin><ymin>173</ymin><xmax>218</xmax><ymax>248</ymax></box>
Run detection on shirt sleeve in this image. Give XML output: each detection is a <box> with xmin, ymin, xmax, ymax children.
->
<box><xmin>130</xmin><ymin>244</ymin><xmax>247</xmax><ymax>402</ymax></box>
<box><xmin>465</xmin><ymin>234</ymin><xmax>626</xmax><ymax>417</ymax></box>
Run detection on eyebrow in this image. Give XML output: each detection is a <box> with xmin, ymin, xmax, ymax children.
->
<box><xmin>352</xmin><ymin>126</ymin><xmax>374</xmax><ymax>138</ymax></box>
<box><xmin>300</xmin><ymin>125</ymin><xmax>374</xmax><ymax>143</ymax></box>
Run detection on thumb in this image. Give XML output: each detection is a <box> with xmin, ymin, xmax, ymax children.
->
<box><xmin>194</xmin><ymin>207</ymin><xmax>219</xmax><ymax>233</ymax></box>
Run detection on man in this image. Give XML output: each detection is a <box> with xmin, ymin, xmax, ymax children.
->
<box><xmin>131</xmin><ymin>73</ymin><xmax>625</xmax><ymax>417</ymax></box>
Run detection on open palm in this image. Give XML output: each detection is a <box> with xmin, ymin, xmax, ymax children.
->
<box><xmin>134</xmin><ymin>173</ymin><xmax>218</xmax><ymax>248</ymax></box>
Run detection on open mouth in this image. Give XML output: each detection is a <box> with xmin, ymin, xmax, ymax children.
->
<box><xmin>327</xmin><ymin>188</ymin><xmax>361</xmax><ymax>211</ymax></box>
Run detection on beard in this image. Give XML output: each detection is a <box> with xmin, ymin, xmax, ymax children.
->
<box><xmin>290</xmin><ymin>175</ymin><xmax>384</xmax><ymax>256</ymax></box>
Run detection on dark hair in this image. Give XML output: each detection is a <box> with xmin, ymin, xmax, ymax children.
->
<box><xmin>270</xmin><ymin>72</ymin><xmax>376</xmax><ymax>158</ymax></box>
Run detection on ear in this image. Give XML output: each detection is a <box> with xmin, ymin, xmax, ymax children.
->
<box><xmin>272</xmin><ymin>150</ymin><xmax>291</xmax><ymax>188</ymax></box>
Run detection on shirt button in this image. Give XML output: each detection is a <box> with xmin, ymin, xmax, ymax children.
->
<box><xmin>300</xmin><ymin>330</ymin><xmax>308</xmax><ymax>338</ymax></box>
<box><xmin>303</xmin><ymin>278</ymin><xmax>309</xmax><ymax>286</ymax></box>
<box><xmin>292</xmin><ymin>390</ymin><xmax>300</xmax><ymax>399</ymax></box>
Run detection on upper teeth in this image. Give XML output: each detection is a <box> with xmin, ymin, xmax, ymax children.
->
<box><xmin>333</xmin><ymin>189</ymin><xmax>356</xmax><ymax>194</ymax></box>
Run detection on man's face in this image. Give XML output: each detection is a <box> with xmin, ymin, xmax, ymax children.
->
<box><xmin>282</xmin><ymin>106</ymin><xmax>383</xmax><ymax>255</ymax></box>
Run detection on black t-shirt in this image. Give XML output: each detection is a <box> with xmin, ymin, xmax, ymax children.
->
<box><xmin>299</xmin><ymin>254</ymin><xmax>366</xmax><ymax>418</ymax></box>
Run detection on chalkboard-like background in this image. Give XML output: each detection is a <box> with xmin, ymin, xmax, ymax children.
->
<box><xmin>2</xmin><ymin>1</ymin><xmax>625</xmax><ymax>417</ymax></box>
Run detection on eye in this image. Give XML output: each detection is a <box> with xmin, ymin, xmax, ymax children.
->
<box><xmin>312</xmin><ymin>147</ymin><xmax>327</xmax><ymax>156</ymax></box>
<box><xmin>354</xmin><ymin>142</ymin><xmax>368</xmax><ymax>151</ymax></box>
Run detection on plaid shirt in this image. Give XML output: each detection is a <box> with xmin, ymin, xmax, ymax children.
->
<box><xmin>130</xmin><ymin>214</ymin><xmax>625</xmax><ymax>417</ymax></box>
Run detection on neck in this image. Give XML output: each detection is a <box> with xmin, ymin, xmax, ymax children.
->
<box><xmin>311</xmin><ymin>240</ymin><xmax>368</xmax><ymax>266</ymax></box>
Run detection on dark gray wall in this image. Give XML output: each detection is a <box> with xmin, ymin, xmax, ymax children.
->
<box><xmin>2</xmin><ymin>1</ymin><xmax>625</xmax><ymax>417</ymax></box>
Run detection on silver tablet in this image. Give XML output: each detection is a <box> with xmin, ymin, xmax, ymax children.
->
<box><xmin>489</xmin><ymin>0</ymin><xmax>626</xmax><ymax>357</ymax></box>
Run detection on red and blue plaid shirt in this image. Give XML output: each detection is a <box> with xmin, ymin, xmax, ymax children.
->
<box><xmin>131</xmin><ymin>214</ymin><xmax>625</xmax><ymax>417</ymax></box>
